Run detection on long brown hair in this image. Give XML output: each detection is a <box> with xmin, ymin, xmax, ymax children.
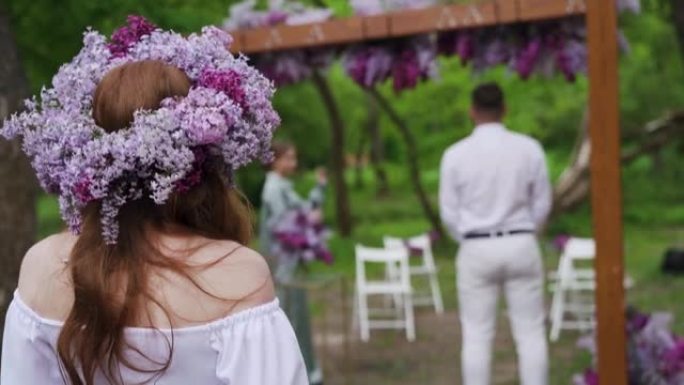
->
<box><xmin>56</xmin><ymin>60</ymin><xmax>253</xmax><ymax>385</ymax></box>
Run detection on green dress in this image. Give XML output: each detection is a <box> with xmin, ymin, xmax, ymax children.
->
<box><xmin>260</xmin><ymin>171</ymin><xmax>325</xmax><ymax>384</ymax></box>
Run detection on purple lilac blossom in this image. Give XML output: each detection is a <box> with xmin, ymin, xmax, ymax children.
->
<box><xmin>437</xmin><ymin>31</ymin><xmax>475</xmax><ymax>66</ymax></box>
<box><xmin>108</xmin><ymin>15</ymin><xmax>157</xmax><ymax>58</ymax></box>
<box><xmin>343</xmin><ymin>45</ymin><xmax>392</xmax><ymax>88</ymax></box>
<box><xmin>576</xmin><ymin>309</ymin><xmax>684</xmax><ymax>384</ymax></box>
<box><xmin>553</xmin><ymin>234</ymin><xmax>571</xmax><ymax>252</ymax></box>
<box><xmin>344</xmin><ymin>36</ymin><xmax>437</xmax><ymax>91</ymax></box>
<box><xmin>515</xmin><ymin>37</ymin><xmax>543</xmax><ymax>79</ymax></box>
<box><xmin>223</xmin><ymin>0</ymin><xmax>332</xmax><ymax>30</ymax></box>
<box><xmin>349</xmin><ymin>0</ymin><xmax>436</xmax><ymax>15</ymax></box>
<box><xmin>198</xmin><ymin>68</ymin><xmax>248</xmax><ymax>110</ymax></box>
<box><xmin>617</xmin><ymin>0</ymin><xmax>641</xmax><ymax>14</ymax></box>
<box><xmin>1</xmin><ymin>16</ymin><xmax>279</xmax><ymax>244</ymax></box>
<box><xmin>254</xmin><ymin>48</ymin><xmax>335</xmax><ymax>87</ymax></box>
<box><xmin>273</xmin><ymin>208</ymin><xmax>334</xmax><ymax>265</ymax></box>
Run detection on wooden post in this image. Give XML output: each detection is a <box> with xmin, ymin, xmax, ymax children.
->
<box><xmin>586</xmin><ymin>1</ymin><xmax>628</xmax><ymax>385</ymax></box>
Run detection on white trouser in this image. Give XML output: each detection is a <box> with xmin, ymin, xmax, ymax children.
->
<box><xmin>457</xmin><ymin>234</ymin><xmax>548</xmax><ymax>385</ymax></box>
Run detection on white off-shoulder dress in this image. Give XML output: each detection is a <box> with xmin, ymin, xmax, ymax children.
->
<box><xmin>1</xmin><ymin>291</ymin><xmax>308</xmax><ymax>385</ymax></box>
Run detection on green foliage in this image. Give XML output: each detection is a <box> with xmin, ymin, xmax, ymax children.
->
<box><xmin>619</xmin><ymin>9</ymin><xmax>684</xmax><ymax>135</ymax></box>
<box><xmin>5</xmin><ymin>0</ymin><xmax>234</xmax><ymax>92</ymax></box>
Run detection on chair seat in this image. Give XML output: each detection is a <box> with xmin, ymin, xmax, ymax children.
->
<box><xmin>361</xmin><ymin>281</ymin><xmax>411</xmax><ymax>294</ymax></box>
<box><xmin>548</xmin><ymin>269</ymin><xmax>595</xmax><ymax>281</ymax></box>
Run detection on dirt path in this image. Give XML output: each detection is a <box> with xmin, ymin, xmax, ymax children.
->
<box><xmin>314</xmin><ymin>309</ymin><xmax>532</xmax><ymax>385</ymax></box>
<box><xmin>312</xmin><ymin>304</ymin><xmax>583</xmax><ymax>385</ymax></box>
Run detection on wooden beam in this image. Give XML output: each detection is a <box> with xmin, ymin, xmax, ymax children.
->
<box><xmin>363</xmin><ymin>14</ymin><xmax>390</xmax><ymax>40</ymax></box>
<box><xmin>496</xmin><ymin>0</ymin><xmax>520</xmax><ymax>23</ymax></box>
<box><xmin>389</xmin><ymin>2</ymin><xmax>498</xmax><ymax>37</ymax></box>
<box><xmin>228</xmin><ymin>0</ymin><xmax>588</xmax><ymax>55</ymax></box>
<box><xmin>241</xmin><ymin>17</ymin><xmax>364</xmax><ymax>54</ymax></box>
<box><xmin>586</xmin><ymin>0</ymin><xmax>628</xmax><ymax>384</ymax></box>
<box><xmin>518</xmin><ymin>0</ymin><xmax>586</xmax><ymax>21</ymax></box>
<box><xmin>229</xmin><ymin>30</ymin><xmax>245</xmax><ymax>53</ymax></box>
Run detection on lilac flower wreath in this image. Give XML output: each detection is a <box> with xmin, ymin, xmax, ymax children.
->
<box><xmin>1</xmin><ymin>16</ymin><xmax>280</xmax><ymax>244</ymax></box>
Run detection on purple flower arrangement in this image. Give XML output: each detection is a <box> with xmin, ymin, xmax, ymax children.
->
<box><xmin>253</xmin><ymin>49</ymin><xmax>336</xmax><ymax>87</ymax></box>
<box><xmin>222</xmin><ymin>0</ymin><xmax>335</xmax><ymax>86</ymax></box>
<box><xmin>223</xmin><ymin>0</ymin><xmax>332</xmax><ymax>31</ymax></box>
<box><xmin>108</xmin><ymin>15</ymin><xmax>157</xmax><ymax>58</ymax></box>
<box><xmin>574</xmin><ymin>308</ymin><xmax>684</xmax><ymax>385</ymax></box>
<box><xmin>1</xmin><ymin>16</ymin><xmax>279</xmax><ymax>243</ymax></box>
<box><xmin>350</xmin><ymin>0</ymin><xmax>436</xmax><ymax>16</ymax></box>
<box><xmin>343</xmin><ymin>35</ymin><xmax>439</xmax><ymax>92</ymax></box>
<box><xmin>553</xmin><ymin>233</ymin><xmax>572</xmax><ymax>252</ymax></box>
<box><xmin>272</xmin><ymin>208</ymin><xmax>334</xmax><ymax>265</ymax></box>
<box><xmin>437</xmin><ymin>19</ymin><xmax>588</xmax><ymax>82</ymax></box>
<box><xmin>224</xmin><ymin>0</ymin><xmax>637</xmax><ymax>90</ymax></box>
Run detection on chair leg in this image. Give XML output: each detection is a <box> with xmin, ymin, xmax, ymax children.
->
<box><xmin>549</xmin><ymin>286</ymin><xmax>565</xmax><ymax>342</ymax></box>
<box><xmin>428</xmin><ymin>271</ymin><xmax>444</xmax><ymax>314</ymax></box>
<box><xmin>404</xmin><ymin>292</ymin><xmax>416</xmax><ymax>342</ymax></box>
<box><xmin>386</xmin><ymin>262</ymin><xmax>403</xmax><ymax>309</ymax></box>
<box><xmin>351</xmin><ymin>288</ymin><xmax>359</xmax><ymax>333</ymax></box>
<box><xmin>358</xmin><ymin>290</ymin><xmax>370</xmax><ymax>342</ymax></box>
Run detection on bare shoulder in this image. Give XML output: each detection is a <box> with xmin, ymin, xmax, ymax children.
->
<box><xmin>194</xmin><ymin>240</ymin><xmax>275</xmax><ymax>307</ymax></box>
<box><xmin>17</xmin><ymin>232</ymin><xmax>76</xmax><ymax>320</ymax></box>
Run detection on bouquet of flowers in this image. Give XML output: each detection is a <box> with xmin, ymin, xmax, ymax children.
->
<box><xmin>574</xmin><ymin>308</ymin><xmax>684</xmax><ymax>385</ymax></box>
<box><xmin>272</xmin><ymin>208</ymin><xmax>334</xmax><ymax>265</ymax></box>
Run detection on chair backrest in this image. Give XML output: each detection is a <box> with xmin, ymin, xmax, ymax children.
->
<box><xmin>383</xmin><ymin>237</ymin><xmax>405</xmax><ymax>250</ymax></box>
<box><xmin>383</xmin><ymin>234</ymin><xmax>435</xmax><ymax>268</ymax></box>
<box><xmin>557</xmin><ymin>238</ymin><xmax>596</xmax><ymax>286</ymax></box>
<box><xmin>562</xmin><ymin>238</ymin><xmax>596</xmax><ymax>261</ymax></box>
<box><xmin>356</xmin><ymin>244</ymin><xmax>410</xmax><ymax>286</ymax></box>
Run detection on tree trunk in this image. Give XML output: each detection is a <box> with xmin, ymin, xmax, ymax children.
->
<box><xmin>368</xmin><ymin>88</ymin><xmax>444</xmax><ymax>238</ymax></box>
<box><xmin>551</xmin><ymin>109</ymin><xmax>684</xmax><ymax>218</ymax></box>
<box><xmin>552</xmin><ymin>109</ymin><xmax>591</xmax><ymax>215</ymax></box>
<box><xmin>354</xmin><ymin>125</ymin><xmax>366</xmax><ymax>189</ymax></box>
<box><xmin>670</xmin><ymin>0</ymin><xmax>684</xmax><ymax>57</ymax></box>
<box><xmin>365</xmin><ymin>92</ymin><xmax>390</xmax><ymax>197</ymax></box>
<box><xmin>0</xmin><ymin>5</ymin><xmax>37</xmax><ymax>347</ymax></box>
<box><xmin>311</xmin><ymin>71</ymin><xmax>352</xmax><ymax>236</ymax></box>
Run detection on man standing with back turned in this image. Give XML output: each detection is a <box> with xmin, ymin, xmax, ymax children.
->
<box><xmin>439</xmin><ymin>83</ymin><xmax>551</xmax><ymax>385</ymax></box>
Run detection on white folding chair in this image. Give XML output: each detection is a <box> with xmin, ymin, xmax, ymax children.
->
<box><xmin>354</xmin><ymin>244</ymin><xmax>415</xmax><ymax>342</ymax></box>
<box><xmin>549</xmin><ymin>237</ymin><xmax>597</xmax><ymax>341</ymax></box>
<box><xmin>384</xmin><ymin>234</ymin><xmax>444</xmax><ymax>314</ymax></box>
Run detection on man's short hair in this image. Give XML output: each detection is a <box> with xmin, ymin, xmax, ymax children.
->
<box><xmin>472</xmin><ymin>83</ymin><xmax>504</xmax><ymax>116</ymax></box>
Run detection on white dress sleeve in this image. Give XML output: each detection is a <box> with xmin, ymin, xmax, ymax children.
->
<box><xmin>2</xmin><ymin>294</ymin><xmax>307</xmax><ymax>385</ymax></box>
<box><xmin>211</xmin><ymin>302</ymin><xmax>308</xmax><ymax>385</ymax></box>
<box><xmin>1</xmin><ymin>300</ymin><xmax>64</xmax><ymax>384</ymax></box>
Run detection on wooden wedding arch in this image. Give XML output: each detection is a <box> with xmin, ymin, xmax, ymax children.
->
<box><xmin>228</xmin><ymin>1</ymin><xmax>627</xmax><ymax>383</ymax></box>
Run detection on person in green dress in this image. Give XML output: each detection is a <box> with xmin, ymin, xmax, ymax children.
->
<box><xmin>260</xmin><ymin>141</ymin><xmax>327</xmax><ymax>385</ymax></box>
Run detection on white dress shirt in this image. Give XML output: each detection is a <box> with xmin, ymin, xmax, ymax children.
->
<box><xmin>439</xmin><ymin>122</ymin><xmax>552</xmax><ymax>241</ymax></box>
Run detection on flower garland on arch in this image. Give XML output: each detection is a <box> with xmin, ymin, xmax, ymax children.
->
<box><xmin>1</xmin><ymin>16</ymin><xmax>280</xmax><ymax>244</ymax></box>
<box><xmin>225</xmin><ymin>0</ymin><xmax>641</xmax><ymax>90</ymax></box>
<box><xmin>223</xmin><ymin>0</ymin><xmax>336</xmax><ymax>86</ymax></box>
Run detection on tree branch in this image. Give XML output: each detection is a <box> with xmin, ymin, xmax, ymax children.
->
<box><xmin>552</xmin><ymin>110</ymin><xmax>684</xmax><ymax>217</ymax></box>
<box><xmin>311</xmin><ymin>70</ymin><xmax>353</xmax><ymax>236</ymax></box>
<box><xmin>368</xmin><ymin>87</ymin><xmax>444</xmax><ymax>238</ymax></box>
